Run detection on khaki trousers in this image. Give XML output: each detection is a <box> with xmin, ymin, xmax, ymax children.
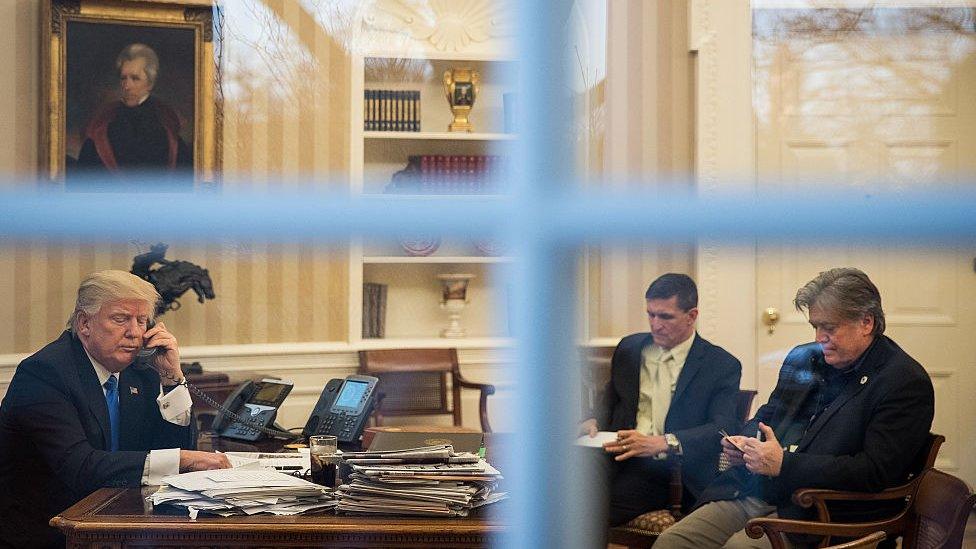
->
<box><xmin>654</xmin><ymin>497</ymin><xmax>786</xmax><ymax>549</ymax></box>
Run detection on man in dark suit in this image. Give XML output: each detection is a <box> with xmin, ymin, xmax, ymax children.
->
<box><xmin>0</xmin><ymin>270</ymin><xmax>229</xmax><ymax>548</ymax></box>
<box><xmin>580</xmin><ymin>273</ymin><xmax>743</xmax><ymax>526</ymax></box>
<box><xmin>656</xmin><ymin>267</ymin><xmax>935</xmax><ymax>549</ymax></box>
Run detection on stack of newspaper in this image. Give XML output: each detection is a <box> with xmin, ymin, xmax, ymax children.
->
<box><xmin>336</xmin><ymin>445</ymin><xmax>507</xmax><ymax>517</ymax></box>
<box><xmin>150</xmin><ymin>468</ymin><xmax>336</xmax><ymax>518</ymax></box>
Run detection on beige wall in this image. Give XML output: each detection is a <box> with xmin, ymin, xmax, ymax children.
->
<box><xmin>587</xmin><ymin>0</ymin><xmax>696</xmax><ymax>340</ymax></box>
<box><xmin>0</xmin><ymin>0</ymin><xmax>39</xmax><ymax>180</ymax></box>
<box><xmin>0</xmin><ymin>1</ymin><xmax>698</xmax><ymax>352</ymax></box>
<box><xmin>0</xmin><ymin>0</ymin><xmax>350</xmax><ymax>354</ymax></box>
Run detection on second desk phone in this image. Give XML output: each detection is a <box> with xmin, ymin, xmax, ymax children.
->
<box><xmin>302</xmin><ymin>374</ymin><xmax>379</xmax><ymax>444</ymax></box>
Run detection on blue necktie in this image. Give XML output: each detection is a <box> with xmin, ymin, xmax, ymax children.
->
<box><xmin>104</xmin><ymin>375</ymin><xmax>120</xmax><ymax>452</ymax></box>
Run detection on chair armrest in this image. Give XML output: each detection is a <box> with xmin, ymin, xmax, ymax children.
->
<box><xmin>666</xmin><ymin>455</ymin><xmax>683</xmax><ymax>519</ymax></box>
<box><xmin>792</xmin><ymin>482</ymin><xmax>914</xmax><ymax>522</ymax></box>
<box><xmin>746</xmin><ymin>517</ymin><xmax>893</xmax><ymax>549</ymax></box>
<box><xmin>455</xmin><ymin>375</ymin><xmax>496</xmax><ymax>396</ymax></box>
<box><xmin>454</xmin><ymin>374</ymin><xmax>495</xmax><ymax>433</ymax></box>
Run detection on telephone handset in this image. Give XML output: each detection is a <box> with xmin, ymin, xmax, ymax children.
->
<box><xmin>303</xmin><ymin>375</ymin><xmax>379</xmax><ymax>444</ymax></box>
<box><xmin>134</xmin><ymin>318</ymin><xmax>160</xmax><ymax>370</ymax></box>
<box><xmin>131</xmin><ymin>318</ymin><xmax>298</xmax><ymax>441</ymax></box>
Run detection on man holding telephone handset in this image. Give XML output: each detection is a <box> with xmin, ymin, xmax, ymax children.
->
<box><xmin>0</xmin><ymin>270</ymin><xmax>230</xmax><ymax>548</ymax></box>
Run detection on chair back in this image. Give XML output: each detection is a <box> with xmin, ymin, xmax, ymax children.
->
<box><xmin>581</xmin><ymin>346</ymin><xmax>614</xmax><ymax>417</ymax></box>
<box><xmin>358</xmin><ymin>349</ymin><xmax>460</xmax><ymax>426</ymax></box>
<box><xmin>736</xmin><ymin>389</ymin><xmax>758</xmax><ymax>421</ymax></box>
<box><xmin>904</xmin><ymin>468</ymin><xmax>976</xmax><ymax>549</ymax></box>
<box><xmin>906</xmin><ymin>433</ymin><xmax>945</xmax><ymax>481</ymax></box>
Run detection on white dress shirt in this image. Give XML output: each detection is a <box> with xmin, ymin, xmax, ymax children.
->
<box><xmin>86</xmin><ymin>353</ymin><xmax>192</xmax><ymax>484</ymax></box>
<box><xmin>635</xmin><ymin>333</ymin><xmax>695</xmax><ymax>436</ymax></box>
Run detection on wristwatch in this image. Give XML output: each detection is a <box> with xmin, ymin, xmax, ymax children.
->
<box><xmin>664</xmin><ymin>433</ymin><xmax>682</xmax><ymax>455</ymax></box>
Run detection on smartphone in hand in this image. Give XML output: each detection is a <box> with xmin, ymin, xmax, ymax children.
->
<box><xmin>720</xmin><ymin>430</ymin><xmax>747</xmax><ymax>452</ymax></box>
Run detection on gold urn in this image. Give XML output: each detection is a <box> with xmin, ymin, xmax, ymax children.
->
<box><xmin>443</xmin><ymin>68</ymin><xmax>480</xmax><ymax>132</ymax></box>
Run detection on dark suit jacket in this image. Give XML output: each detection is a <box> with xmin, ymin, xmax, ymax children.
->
<box><xmin>698</xmin><ymin>336</ymin><xmax>934</xmax><ymax>521</ymax></box>
<box><xmin>0</xmin><ymin>331</ymin><xmax>195</xmax><ymax>548</ymax></box>
<box><xmin>594</xmin><ymin>332</ymin><xmax>743</xmax><ymax>500</ymax></box>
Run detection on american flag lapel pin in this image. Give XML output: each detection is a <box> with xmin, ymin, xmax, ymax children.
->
<box><xmin>130</xmin><ymin>386</ymin><xmax>139</xmax><ymax>395</ymax></box>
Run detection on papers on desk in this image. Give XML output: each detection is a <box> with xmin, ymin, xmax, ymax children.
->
<box><xmin>336</xmin><ymin>445</ymin><xmax>507</xmax><ymax>517</ymax></box>
<box><xmin>221</xmin><ymin>450</ymin><xmax>311</xmax><ymax>473</ymax></box>
<box><xmin>151</xmin><ymin>467</ymin><xmax>336</xmax><ymax>517</ymax></box>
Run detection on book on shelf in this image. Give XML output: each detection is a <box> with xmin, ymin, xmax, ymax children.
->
<box><xmin>365</xmin><ymin>89</ymin><xmax>420</xmax><ymax>132</ymax></box>
<box><xmin>387</xmin><ymin>155</ymin><xmax>507</xmax><ymax>195</ymax></box>
<box><xmin>362</xmin><ymin>282</ymin><xmax>387</xmax><ymax>338</ymax></box>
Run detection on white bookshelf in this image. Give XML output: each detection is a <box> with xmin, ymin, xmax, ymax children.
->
<box><xmin>364</xmin><ymin>131</ymin><xmax>517</xmax><ymax>141</ymax></box>
<box><xmin>363</xmin><ymin>256</ymin><xmax>514</xmax><ymax>264</ymax></box>
<box><xmin>348</xmin><ymin>10</ymin><xmax>516</xmax><ymax>347</ymax></box>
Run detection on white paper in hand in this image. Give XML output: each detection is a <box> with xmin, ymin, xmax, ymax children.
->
<box><xmin>574</xmin><ymin>431</ymin><xmax>617</xmax><ymax>448</ymax></box>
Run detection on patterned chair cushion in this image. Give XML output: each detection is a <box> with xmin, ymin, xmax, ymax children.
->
<box><xmin>621</xmin><ymin>509</ymin><xmax>677</xmax><ymax>535</ymax></box>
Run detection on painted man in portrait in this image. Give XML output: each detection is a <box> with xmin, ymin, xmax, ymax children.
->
<box><xmin>74</xmin><ymin>43</ymin><xmax>192</xmax><ymax>186</ymax></box>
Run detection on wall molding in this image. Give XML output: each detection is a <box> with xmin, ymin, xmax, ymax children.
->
<box><xmin>690</xmin><ymin>0</ymin><xmax>759</xmax><ymax>386</ymax></box>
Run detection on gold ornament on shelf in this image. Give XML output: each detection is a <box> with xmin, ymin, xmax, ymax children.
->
<box><xmin>443</xmin><ymin>68</ymin><xmax>479</xmax><ymax>132</ymax></box>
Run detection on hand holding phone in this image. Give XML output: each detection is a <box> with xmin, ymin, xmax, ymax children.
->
<box><xmin>720</xmin><ymin>430</ymin><xmax>748</xmax><ymax>467</ymax></box>
<box><xmin>720</xmin><ymin>429</ymin><xmax>748</xmax><ymax>452</ymax></box>
<box><xmin>136</xmin><ymin>319</ymin><xmax>182</xmax><ymax>385</ymax></box>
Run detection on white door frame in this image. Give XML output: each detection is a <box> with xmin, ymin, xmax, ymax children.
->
<box><xmin>689</xmin><ymin>0</ymin><xmax>759</xmax><ymax>388</ymax></box>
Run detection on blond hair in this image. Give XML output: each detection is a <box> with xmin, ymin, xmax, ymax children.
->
<box><xmin>67</xmin><ymin>270</ymin><xmax>160</xmax><ymax>331</ymax></box>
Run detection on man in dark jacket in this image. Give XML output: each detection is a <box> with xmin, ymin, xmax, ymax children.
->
<box><xmin>580</xmin><ymin>273</ymin><xmax>742</xmax><ymax>525</ymax></box>
<box><xmin>0</xmin><ymin>270</ymin><xmax>228</xmax><ymax>548</ymax></box>
<box><xmin>656</xmin><ymin>267</ymin><xmax>934</xmax><ymax>549</ymax></box>
<box><xmin>73</xmin><ymin>43</ymin><xmax>192</xmax><ymax>189</ymax></box>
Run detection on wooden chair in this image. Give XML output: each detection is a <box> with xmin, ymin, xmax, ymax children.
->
<box><xmin>607</xmin><ymin>389</ymin><xmax>759</xmax><ymax>548</ymax></box>
<box><xmin>786</xmin><ymin>433</ymin><xmax>945</xmax><ymax>529</ymax></box>
<box><xmin>825</xmin><ymin>532</ymin><xmax>886</xmax><ymax>549</ymax></box>
<box><xmin>357</xmin><ymin>348</ymin><xmax>495</xmax><ymax>433</ymax></box>
<box><xmin>580</xmin><ymin>346</ymin><xmax>614</xmax><ymax>418</ymax></box>
<box><xmin>745</xmin><ymin>468</ymin><xmax>976</xmax><ymax>549</ymax></box>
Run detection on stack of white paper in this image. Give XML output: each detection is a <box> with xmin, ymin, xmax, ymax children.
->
<box><xmin>222</xmin><ymin>450</ymin><xmax>310</xmax><ymax>474</ymax></box>
<box><xmin>336</xmin><ymin>445</ymin><xmax>507</xmax><ymax>517</ymax></box>
<box><xmin>150</xmin><ymin>469</ymin><xmax>336</xmax><ymax>517</ymax></box>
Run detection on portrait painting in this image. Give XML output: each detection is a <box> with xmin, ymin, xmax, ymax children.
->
<box><xmin>42</xmin><ymin>0</ymin><xmax>218</xmax><ymax>189</ymax></box>
<box><xmin>453</xmin><ymin>82</ymin><xmax>473</xmax><ymax>107</ymax></box>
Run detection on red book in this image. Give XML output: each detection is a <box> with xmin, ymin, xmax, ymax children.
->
<box><xmin>421</xmin><ymin>155</ymin><xmax>433</xmax><ymax>193</ymax></box>
<box><xmin>449</xmin><ymin>156</ymin><xmax>461</xmax><ymax>193</ymax></box>
<box><xmin>436</xmin><ymin>155</ymin><xmax>448</xmax><ymax>193</ymax></box>
<box><xmin>476</xmin><ymin>155</ymin><xmax>487</xmax><ymax>193</ymax></box>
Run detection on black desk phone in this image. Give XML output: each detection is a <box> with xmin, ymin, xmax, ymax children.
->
<box><xmin>211</xmin><ymin>379</ymin><xmax>294</xmax><ymax>441</ymax></box>
<box><xmin>303</xmin><ymin>374</ymin><xmax>379</xmax><ymax>444</ymax></box>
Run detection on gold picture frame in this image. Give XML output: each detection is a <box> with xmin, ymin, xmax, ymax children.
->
<box><xmin>41</xmin><ymin>0</ymin><xmax>219</xmax><ymax>188</ymax></box>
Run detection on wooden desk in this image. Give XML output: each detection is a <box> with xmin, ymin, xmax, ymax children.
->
<box><xmin>51</xmin><ymin>486</ymin><xmax>508</xmax><ymax>548</ymax></box>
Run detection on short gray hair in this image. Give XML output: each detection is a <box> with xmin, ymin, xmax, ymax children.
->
<box><xmin>794</xmin><ymin>267</ymin><xmax>885</xmax><ymax>336</ymax></box>
<box><xmin>116</xmin><ymin>43</ymin><xmax>159</xmax><ymax>86</ymax></box>
<box><xmin>68</xmin><ymin>270</ymin><xmax>160</xmax><ymax>332</ymax></box>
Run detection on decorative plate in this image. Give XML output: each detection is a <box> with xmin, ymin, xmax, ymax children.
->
<box><xmin>399</xmin><ymin>235</ymin><xmax>441</xmax><ymax>256</ymax></box>
<box><xmin>473</xmin><ymin>238</ymin><xmax>505</xmax><ymax>256</ymax></box>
